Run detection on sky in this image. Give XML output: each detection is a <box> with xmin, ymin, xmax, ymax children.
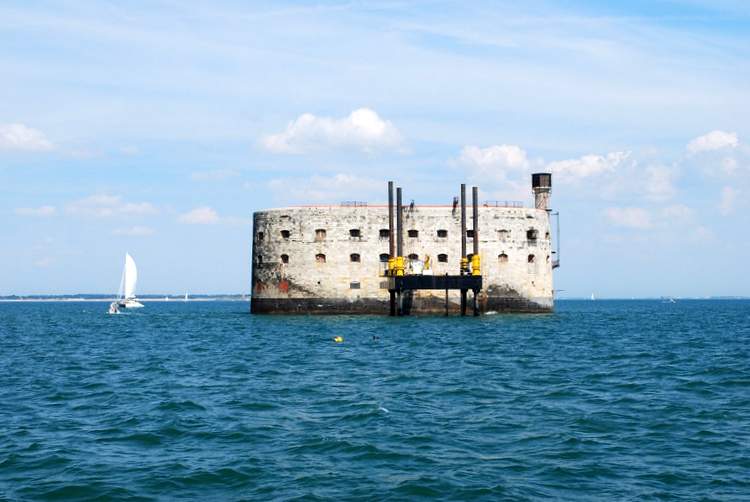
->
<box><xmin>1</xmin><ymin>0</ymin><xmax>749</xmax><ymax>297</ymax></box>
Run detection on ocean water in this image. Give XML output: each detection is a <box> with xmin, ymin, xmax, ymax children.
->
<box><xmin>1</xmin><ymin>300</ymin><xmax>749</xmax><ymax>500</ymax></box>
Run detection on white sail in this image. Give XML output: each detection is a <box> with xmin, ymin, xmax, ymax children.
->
<box><xmin>124</xmin><ymin>253</ymin><xmax>138</xmax><ymax>300</ymax></box>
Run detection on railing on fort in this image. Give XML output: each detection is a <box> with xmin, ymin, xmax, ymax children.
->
<box><xmin>482</xmin><ymin>200</ymin><xmax>524</xmax><ymax>208</ymax></box>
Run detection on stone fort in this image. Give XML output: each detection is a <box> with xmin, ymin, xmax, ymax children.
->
<box><xmin>251</xmin><ymin>174</ymin><xmax>558</xmax><ymax>314</ymax></box>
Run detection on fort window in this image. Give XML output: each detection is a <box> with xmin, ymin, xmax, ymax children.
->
<box><xmin>438</xmin><ymin>253</ymin><xmax>448</xmax><ymax>263</ymax></box>
<box><xmin>379</xmin><ymin>253</ymin><xmax>389</xmax><ymax>262</ymax></box>
<box><xmin>528</xmin><ymin>254</ymin><xmax>536</xmax><ymax>263</ymax></box>
<box><xmin>467</xmin><ymin>229</ymin><xmax>474</xmax><ymax>238</ymax></box>
<box><xmin>379</xmin><ymin>229</ymin><xmax>390</xmax><ymax>239</ymax></box>
<box><xmin>408</xmin><ymin>229</ymin><xmax>419</xmax><ymax>238</ymax></box>
<box><xmin>437</xmin><ymin>229</ymin><xmax>448</xmax><ymax>238</ymax></box>
<box><xmin>315</xmin><ymin>229</ymin><xmax>326</xmax><ymax>241</ymax></box>
<box><xmin>349</xmin><ymin>229</ymin><xmax>361</xmax><ymax>238</ymax></box>
<box><xmin>350</xmin><ymin>253</ymin><xmax>361</xmax><ymax>263</ymax></box>
<box><xmin>315</xmin><ymin>253</ymin><xmax>326</xmax><ymax>263</ymax></box>
<box><xmin>350</xmin><ymin>281</ymin><xmax>361</xmax><ymax>290</ymax></box>
<box><xmin>280</xmin><ymin>230</ymin><xmax>290</xmax><ymax>239</ymax></box>
<box><xmin>545</xmin><ymin>231</ymin><xmax>550</xmax><ymax>240</ymax></box>
<box><xmin>498</xmin><ymin>229</ymin><xmax>509</xmax><ymax>241</ymax></box>
<box><xmin>527</xmin><ymin>229</ymin><xmax>538</xmax><ymax>243</ymax></box>
<box><xmin>546</xmin><ymin>255</ymin><xmax>550</xmax><ymax>263</ymax></box>
<box><xmin>499</xmin><ymin>253</ymin><xmax>508</xmax><ymax>264</ymax></box>
<box><xmin>257</xmin><ymin>231</ymin><xmax>264</xmax><ymax>241</ymax></box>
<box><xmin>257</xmin><ymin>255</ymin><xmax>263</xmax><ymax>264</ymax></box>
<box><xmin>280</xmin><ymin>254</ymin><xmax>289</xmax><ymax>264</ymax></box>
<box><xmin>408</xmin><ymin>253</ymin><xmax>419</xmax><ymax>261</ymax></box>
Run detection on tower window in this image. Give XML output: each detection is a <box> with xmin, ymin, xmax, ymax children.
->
<box><xmin>257</xmin><ymin>231</ymin><xmax>264</xmax><ymax>241</ymax></box>
<box><xmin>315</xmin><ymin>229</ymin><xmax>326</xmax><ymax>241</ymax></box>
<box><xmin>379</xmin><ymin>229</ymin><xmax>390</xmax><ymax>239</ymax></box>
<box><xmin>527</xmin><ymin>229</ymin><xmax>538</xmax><ymax>242</ymax></box>
<box><xmin>408</xmin><ymin>253</ymin><xmax>419</xmax><ymax>261</ymax></box>
<box><xmin>316</xmin><ymin>254</ymin><xmax>326</xmax><ymax>263</ymax></box>
<box><xmin>280</xmin><ymin>230</ymin><xmax>290</xmax><ymax>239</ymax></box>
<box><xmin>437</xmin><ymin>229</ymin><xmax>448</xmax><ymax>238</ymax></box>
<box><xmin>350</xmin><ymin>253</ymin><xmax>360</xmax><ymax>262</ymax></box>
<box><xmin>350</xmin><ymin>281</ymin><xmax>361</xmax><ymax>289</ymax></box>
<box><xmin>349</xmin><ymin>229</ymin><xmax>361</xmax><ymax>238</ymax></box>
<box><xmin>499</xmin><ymin>253</ymin><xmax>508</xmax><ymax>263</ymax></box>
<box><xmin>467</xmin><ymin>229</ymin><xmax>474</xmax><ymax>238</ymax></box>
<box><xmin>257</xmin><ymin>255</ymin><xmax>263</xmax><ymax>264</ymax></box>
<box><xmin>379</xmin><ymin>253</ymin><xmax>389</xmax><ymax>262</ymax></box>
<box><xmin>528</xmin><ymin>254</ymin><xmax>536</xmax><ymax>263</ymax></box>
<box><xmin>438</xmin><ymin>253</ymin><xmax>448</xmax><ymax>263</ymax></box>
<box><xmin>408</xmin><ymin>229</ymin><xmax>419</xmax><ymax>238</ymax></box>
<box><xmin>280</xmin><ymin>254</ymin><xmax>289</xmax><ymax>264</ymax></box>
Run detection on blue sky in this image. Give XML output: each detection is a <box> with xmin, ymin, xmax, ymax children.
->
<box><xmin>1</xmin><ymin>0</ymin><xmax>749</xmax><ymax>297</ymax></box>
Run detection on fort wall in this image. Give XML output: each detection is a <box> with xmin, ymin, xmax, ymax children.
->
<box><xmin>250</xmin><ymin>204</ymin><xmax>554</xmax><ymax>314</ymax></box>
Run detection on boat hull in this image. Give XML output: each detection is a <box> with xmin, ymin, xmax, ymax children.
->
<box><xmin>118</xmin><ymin>299</ymin><xmax>144</xmax><ymax>308</ymax></box>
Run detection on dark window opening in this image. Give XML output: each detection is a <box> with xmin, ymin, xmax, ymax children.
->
<box><xmin>280</xmin><ymin>254</ymin><xmax>289</xmax><ymax>264</ymax></box>
<box><xmin>437</xmin><ymin>229</ymin><xmax>448</xmax><ymax>238</ymax></box>
<box><xmin>350</xmin><ymin>281</ymin><xmax>361</xmax><ymax>289</ymax></box>
<box><xmin>257</xmin><ymin>255</ymin><xmax>263</xmax><ymax>264</ymax></box>
<box><xmin>257</xmin><ymin>232</ymin><xmax>264</xmax><ymax>241</ymax></box>
<box><xmin>280</xmin><ymin>230</ymin><xmax>290</xmax><ymax>239</ymax></box>
<box><xmin>545</xmin><ymin>231</ymin><xmax>550</xmax><ymax>240</ymax></box>
<box><xmin>438</xmin><ymin>253</ymin><xmax>448</xmax><ymax>263</ymax></box>
<box><xmin>499</xmin><ymin>253</ymin><xmax>508</xmax><ymax>263</ymax></box>
<box><xmin>316</xmin><ymin>254</ymin><xmax>326</xmax><ymax>263</ymax></box>
<box><xmin>528</xmin><ymin>254</ymin><xmax>536</xmax><ymax>263</ymax></box>
<box><xmin>350</xmin><ymin>253</ymin><xmax>361</xmax><ymax>262</ymax></box>
<box><xmin>527</xmin><ymin>229</ymin><xmax>538</xmax><ymax>241</ymax></box>
<box><xmin>467</xmin><ymin>229</ymin><xmax>475</xmax><ymax>238</ymax></box>
<box><xmin>379</xmin><ymin>253</ymin><xmax>389</xmax><ymax>262</ymax></box>
<box><xmin>379</xmin><ymin>229</ymin><xmax>390</xmax><ymax>239</ymax></box>
<box><xmin>408</xmin><ymin>229</ymin><xmax>419</xmax><ymax>238</ymax></box>
<box><xmin>315</xmin><ymin>229</ymin><xmax>326</xmax><ymax>241</ymax></box>
<box><xmin>349</xmin><ymin>229</ymin><xmax>361</xmax><ymax>238</ymax></box>
<box><xmin>408</xmin><ymin>253</ymin><xmax>419</xmax><ymax>260</ymax></box>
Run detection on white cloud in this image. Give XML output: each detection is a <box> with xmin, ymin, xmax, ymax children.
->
<box><xmin>548</xmin><ymin>151</ymin><xmax>629</xmax><ymax>181</ymax></box>
<box><xmin>0</xmin><ymin>123</ymin><xmax>53</xmax><ymax>151</ymax></box>
<box><xmin>14</xmin><ymin>205</ymin><xmax>56</xmax><ymax>217</ymax></box>
<box><xmin>661</xmin><ymin>204</ymin><xmax>692</xmax><ymax>221</ymax></box>
<box><xmin>190</xmin><ymin>169</ymin><xmax>239</xmax><ymax>182</ymax></box>
<box><xmin>645</xmin><ymin>165</ymin><xmax>676</xmax><ymax>200</ymax></box>
<box><xmin>687</xmin><ymin>130</ymin><xmax>738</xmax><ymax>154</ymax></box>
<box><xmin>456</xmin><ymin>144</ymin><xmax>529</xmax><ymax>180</ymax></box>
<box><xmin>112</xmin><ymin>226</ymin><xmax>155</xmax><ymax>236</ymax></box>
<box><xmin>719</xmin><ymin>186</ymin><xmax>738</xmax><ymax>215</ymax></box>
<box><xmin>604</xmin><ymin>207</ymin><xmax>652</xmax><ymax>229</ymax></box>
<box><xmin>268</xmin><ymin>173</ymin><xmax>381</xmax><ymax>203</ymax></box>
<box><xmin>66</xmin><ymin>194</ymin><xmax>157</xmax><ymax>218</ymax></box>
<box><xmin>261</xmin><ymin>108</ymin><xmax>403</xmax><ymax>154</ymax></box>
<box><xmin>179</xmin><ymin>206</ymin><xmax>219</xmax><ymax>224</ymax></box>
<box><xmin>33</xmin><ymin>257</ymin><xmax>54</xmax><ymax>268</ymax></box>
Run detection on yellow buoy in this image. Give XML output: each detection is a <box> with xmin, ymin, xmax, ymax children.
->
<box><xmin>333</xmin><ymin>336</ymin><xmax>344</xmax><ymax>343</ymax></box>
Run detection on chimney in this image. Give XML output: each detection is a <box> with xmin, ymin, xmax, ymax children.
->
<box><xmin>532</xmin><ymin>172</ymin><xmax>552</xmax><ymax>210</ymax></box>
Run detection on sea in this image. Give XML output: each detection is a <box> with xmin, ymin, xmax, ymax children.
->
<box><xmin>1</xmin><ymin>300</ymin><xmax>749</xmax><ymax>500</ymax></box>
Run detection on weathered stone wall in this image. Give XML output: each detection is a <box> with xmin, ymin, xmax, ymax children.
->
<box><xmin>250</xmin><ymin>205</ymin><xmax>554</xmax><ymax>314</ymax></box>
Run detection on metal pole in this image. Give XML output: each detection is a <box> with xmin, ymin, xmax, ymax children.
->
<box><xmin>388</xmin><ymin>181</ymin><xmax>395</xmax><ymax>258</ymax></box>
<box><xmin>396</xmin><ymin>187</ymin><xmax>403</xmax><ymax>258</ymax></box>
<box><xmin>460</xmin><ymin>184</ymin><xmax>466</xmax><ymax>269</ymax></box>
<box><xmin>472</xmin><ymin>186</ymin><xmax>479</xmax><ymax>256</ymax></box>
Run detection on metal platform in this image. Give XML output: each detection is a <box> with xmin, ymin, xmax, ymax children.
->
<box><xmin>387</xmin><ymin>274</ymin><xmax>483</xmax><ymax>316</ymax></box>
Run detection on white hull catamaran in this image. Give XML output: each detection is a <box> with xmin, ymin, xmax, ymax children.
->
<box><xmin>117</xmin><ymin>253</ymin><xmax>144</xmax><ymax>308</ymax></box>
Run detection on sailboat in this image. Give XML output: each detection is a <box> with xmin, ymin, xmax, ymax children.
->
<box><xmin>590</xmin><ymin>293</ymin><xmax>596</xmax><ymax>301</ymax></box>
<box><xmin>117</xmin><ymin>253</ymin><xmax>144</xmax><ymax>308</ymax></box>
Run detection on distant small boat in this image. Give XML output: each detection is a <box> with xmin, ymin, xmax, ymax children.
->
<box><xmin>117</xmin><ymin>253</ymin><xmax>144</xmax><ymax>308</ymax></box>
<box><xmin>590</xmin><ymin>293</ymin><xmax>596</xmax><ymax>301</ymax></box>
<box><xmin>184</xmin><ymin>292</ymin><xmax>189</xmax><ymax>302</ymax></box>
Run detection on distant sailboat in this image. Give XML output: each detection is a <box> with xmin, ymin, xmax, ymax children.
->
<box><xmin>590</xmin><ymin>293</ymin><xmax>596</xmax><ymax>301</ymax></box>
<box><xmin>117</xmin><ymin>253</ymin><xmax>144</xmax><ymax>308</ymax></box>
<box><xmin>184</xmin><ymin>292</ymin><xmax>189</xmax><ymax>302</ymax></box>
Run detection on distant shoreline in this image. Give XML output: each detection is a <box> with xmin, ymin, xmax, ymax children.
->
<box><xmin>0</xmin><ymin>296</ymin><xmax>747</xmax><ymax>302</ymax></box>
